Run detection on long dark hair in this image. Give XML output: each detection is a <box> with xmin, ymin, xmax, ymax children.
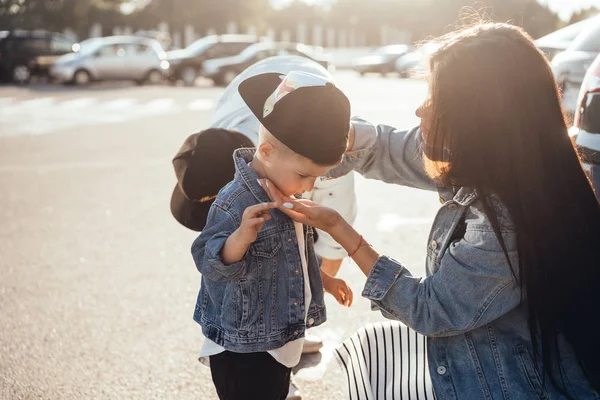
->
<box><xmin>424</xmin><ymin>23</ymin><xmax>600</xmax><ymax>397</ymax></box>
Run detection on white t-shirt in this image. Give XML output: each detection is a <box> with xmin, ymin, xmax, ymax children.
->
<box><xmin>198</xmin><ymin>221</ymin><xmax>311</xmax><ymax>368</ymax></box>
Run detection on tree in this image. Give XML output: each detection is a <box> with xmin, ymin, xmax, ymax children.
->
<box><xmin>0</xmin><ymin>0</ymin><xmax>129</xmax><ymax>36</ymax></box>
<box><xmin>568</xmin><ymin>7</ymin><xmax>600</xmax><ymax>25</ymax></box>
<box><xmin>134</xmin><ymin>0</ymin><xmax>270</xmax><ymax>33</ymax></box>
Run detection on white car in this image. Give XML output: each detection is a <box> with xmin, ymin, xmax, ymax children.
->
<box><xmin>552</xmin><ymin>17</ymin><xmax>600</xmax><ymax>115</ymax></box>
<box><xmin>50</xmin><ymin>36</ymin><xmax>169</xmax><ymax>85</ymax></box>
<box><xmin>571</xmin><ymin>53</ymin><xmax>600</xmax><ymax>198</ymax></box>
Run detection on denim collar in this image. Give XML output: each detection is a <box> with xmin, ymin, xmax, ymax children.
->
<box><xmin>438</xmin><ymin>186</ymin><xmax>479</xmax><ymax>206</ymax></box>
<box><xmin>453</xmin><ymin>187</ymin><xmax>478</xmax><ymax>206</ymax></box>
<box><xmin>233</xmin><ymin>148</ymin><xmax>272</xmax><ymax>204</ymax></box>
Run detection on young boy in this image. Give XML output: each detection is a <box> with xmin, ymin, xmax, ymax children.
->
<box><xmin>191</xmin><ymin>71</ymin><xmax>353</xmax><ymax>400</ymax></box>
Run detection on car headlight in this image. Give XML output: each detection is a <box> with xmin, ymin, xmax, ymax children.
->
<box><xmin>160</xmin><ymin>60</ymin><xmax>170</xmax><ymax>70</ymax></box>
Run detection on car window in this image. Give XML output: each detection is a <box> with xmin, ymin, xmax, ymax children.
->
<box><xmin>205</xmin><ymin>42</ymin><xmax>246</xmax><ymax>58</ymax></box>
<box><xmin>50</xmin><ymin>38</ymin><xmax>73</xmax><ymax>53</ymax></box>
<box><xmin>97</xmin><ymin>44</ymin><xmax>127</xmax><ymax>57</ymax></box>
<box><xmin>571</xmin><ymin>24</ymin><xmax>600</xmax><ymax>53</ymax></box>
<box><xmin>128</xmin><ymin>43</ymin><xmax>155</xmax><ymax>55</ymax></box>
<box><xmin>22</xmin><ymin>38</ymin><xmax>50</xmax><ymax>53</ymax></box>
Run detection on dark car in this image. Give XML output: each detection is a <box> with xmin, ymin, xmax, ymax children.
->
<box><xmin>0</xmin><ymin>30</ymin><xmax>76</xmax><ymax>83</ymax></box>
<box><xmin>571</xmin><ymin>53</ymin><xmax>600</xmax><ymax>199</ymax></box>
<box><xmin>167</xmin><ymin>34</ymin><xmax>257</xmax><ymax>86</ymax></box>
<box><xmin>353</xmin><ymin>45</ymin><xmax>409</xmax><ymax>76</ymax></box>
<box><xmin>202</xmin><ymin>42</ymin><xmax>333</xmax><ymax>86</ymax></box>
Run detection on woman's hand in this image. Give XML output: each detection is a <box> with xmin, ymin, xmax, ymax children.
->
<box><xmin>259</xmin><ymin>179</ymin><xmax>342</xmax><ymax>233</ymax></box>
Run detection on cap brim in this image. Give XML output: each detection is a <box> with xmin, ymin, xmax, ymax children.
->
<box><xmin>238</xmin><ymin>72</ymin><xmax>283</xmax><ymax>123</ymax></box>
<box><xmin>170</xmin><ymin>184</ymin><xmax>211</xmax><ymax>232</ymax></box>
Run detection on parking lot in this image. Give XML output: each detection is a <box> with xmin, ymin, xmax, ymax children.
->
<box><xmin>0</xmin><ymin>72</ymin><xmax>442</xmax><ymax>399</ymax></box>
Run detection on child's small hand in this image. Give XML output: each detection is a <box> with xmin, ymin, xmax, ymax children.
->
<box><xmin>237</xmin><ymin>202</ymin><xmax>278</xmax><ymax>244</ymax></box>
<box><xmin>324</xmin><ymin>277</ymin><xmax>353</xmax><ymax>307</ymax></box>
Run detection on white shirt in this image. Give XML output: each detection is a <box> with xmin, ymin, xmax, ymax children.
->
<box><xmin>199</xmin><ymin>221</ymin><xmax>311</xmax><ymax>368</ymax></box>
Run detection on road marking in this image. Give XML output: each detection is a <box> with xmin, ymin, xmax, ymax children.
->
<box><xmin>101</xmin><ymin>98</ymin><xmax>137</xmax><ymax>109</ymax></box>
<box><xmin>145</xmin><ymin>98</ymin><xmax>178</xmax><ymax>112</ymax></box>
<box><xmin>376</xmin><ymin>213</ymin><xmax>432</xmax><ymax>232</ymax></box>
<box><xmin>187</xmin><ymin>99</ymin><xmax>214</xmax><ymax>111</ymax></box>
<box><xmin>60</xmin><ymin>97</ymin><xmax>98</xmax><ymax>109</ymax></box>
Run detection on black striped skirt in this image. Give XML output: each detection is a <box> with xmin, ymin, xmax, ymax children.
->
<box><xmin>335</xmin><ymin>321</ymin><xmax>436</xmax><ymax>400</ymax></box>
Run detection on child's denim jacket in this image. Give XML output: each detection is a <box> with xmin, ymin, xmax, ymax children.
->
<box><xmin>191</xmin><ymin>148</ymin><xmax>326</xmax><ymax>353</ymax></box>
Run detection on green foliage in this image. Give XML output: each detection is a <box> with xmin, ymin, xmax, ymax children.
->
<box><xmin>0</xmin><ymin>0</ymin><xmax>565</xmax><ymax>43</ymax></box>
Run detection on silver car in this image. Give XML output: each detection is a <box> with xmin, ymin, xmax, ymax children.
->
<box><xmin>50</xmin><ymin>36</ymin><xmax>170</xmax><ymax>85</ymax></box>
<box><xmin>552</xmin><ymin>17</ymin><xmax>600</xmax><ymax>116</ymax></box>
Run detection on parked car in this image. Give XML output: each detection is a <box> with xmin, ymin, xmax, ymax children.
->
<box><xmin>50</xmin><ymin>36</ymin><xmax>169</xmax><ymax>85</ymax></box>
<box><xmin>535</xmin><ymin>17</ymin><xmax>596</xmax><ymax>60</ymax></box>
<box><xmin>395</xmin><ymin>42</ymin><xmax>441</xmax><ymax>78</ymax></box>
<box><xmin>552</xmin><ymin>16</ymin><xmax>600</xmax><ymax>115</ymax></box>
<box><xmin>353</xmin><ymin>45</ymin><xmax>409</xmax><ymax>76</ymax></box>
<box><xmin>167</xmin><ymin>34</ymin><xmax>257</xmax><ymax>86</ymax></box>
<box><xmin>0</xmin><ymin>30</ymin><xmax>76</xmax><ymax>83</ymax></box>
<box><xmin>202</xmin><ymin>42</ymin><xmax>333</xmax><ymax>86</ymax></box>
<box><xmin>134</xmin><ymin>30</ymin><xmax>174</xmax><ymax>51</ymax></box>
<box><xmin>571</xmin><ymin>53</ymin><xmax>600</xmax><ymax>199</ymax></box>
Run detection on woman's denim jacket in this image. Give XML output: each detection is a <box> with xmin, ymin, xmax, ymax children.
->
<box><xmin>191</xmin><ymin>149</ymin><xmax>326</xmax><ymax>353</ymax></box>
<box><xmin>332</xmin><ymin>118</ymin><xmax>599</xmax><ymax>399</ymax></box>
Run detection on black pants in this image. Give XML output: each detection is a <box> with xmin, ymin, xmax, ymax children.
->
<box><xmin>210</xmin><ymin>351</ymin><xmax>292</xmax><ymax>400</ymax></box>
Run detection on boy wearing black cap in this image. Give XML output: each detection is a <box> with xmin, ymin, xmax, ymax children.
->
<box><xmin>190</xmin><ymin>70</ymin><xmax>353</xmax><ymax>400</ymax></box>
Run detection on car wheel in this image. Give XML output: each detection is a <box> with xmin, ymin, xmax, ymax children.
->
<box><xmin>221</xmin><ymin>70</ymin><xmax>238</xmax><ymax>86</ymax></box>
<box><xmin>73</xmin><ymin>69</ymin><xmax>91</xmax><ymax>85</ymax></box>
<box><xmin>145</xmin><ymin>69</ymin><xmax>163</xmax><ymax>85</ymax></box>
<box><xmin>181</xmin><ymin>66</ymin><xmax>198</xmax><ymax>86</ymax></box>
<box><xmin>12</xmin><ymin>64</ymin><xmax>31</xmax><ymax>84</ymax></box>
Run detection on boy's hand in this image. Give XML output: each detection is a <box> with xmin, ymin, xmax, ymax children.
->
<box><xmin>236</xmin><ymin>202</ymin><xmax>278</xmax><ymax>244</ymax></box>
<box><xmin>324</xmin><ymin>277</ymin><xmax>353</xmax><ymax>307</ymax></box>
<box><xmin>221</xmin><ymin>202</ymin><xmax>278</xmax><ymax>265</ymax></box>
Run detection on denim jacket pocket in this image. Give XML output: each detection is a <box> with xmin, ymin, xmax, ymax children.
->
<box><xmin>516</xmin><ymin>344</ymin><xmax>549</xmax><ymax>400</ymax></box>
<box><xmin>250</xmin><ymin>236</ymin><xmax>282</xmax><ymax>258</ymax></box>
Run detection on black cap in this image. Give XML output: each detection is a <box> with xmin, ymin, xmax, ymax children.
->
<box><xmin>238</xmin><ymin>71</ymin><xmax>350</xmax><ymax>165</ymax></box>
<box><xmin>170</xmin><ymin>128</ymin><xmax>254</xmax><ymax>231</ymax></box>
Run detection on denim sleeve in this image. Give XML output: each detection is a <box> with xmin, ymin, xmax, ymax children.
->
<box><xmin>191</xmin><ymin>204</ymin><xmax>248</xmax><ymax>282</ymax></box>
<box><xmin>327</xmin><ymin>118</ymin><xmax>437</xmax><ymax>192</ymax></box>
<box><xmin>362</xmin><ymin>238</ymin><xmax>520</xmax><ymax>337</ymax></box>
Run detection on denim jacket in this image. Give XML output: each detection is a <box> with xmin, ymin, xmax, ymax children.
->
<box><xmin>332</xmin><ymin>118</ymin><xmax>599</xmax><ymax>399</ymax></box>
<box><xmin>191</xmin><ymin>148</ymin><xmax>326</xmax><ymax>353</ymax></box>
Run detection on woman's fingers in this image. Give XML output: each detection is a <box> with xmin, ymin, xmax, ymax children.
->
<box><xmin>282</xmin><ymin>199</ymin><xmax>314</xmax><ymax>216</ymax></box>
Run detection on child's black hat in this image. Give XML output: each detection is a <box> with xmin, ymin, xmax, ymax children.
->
<box><xmin>238</xmin><ymin>71</ymin><xmax>350</xmax><ymax>165</ymax></box>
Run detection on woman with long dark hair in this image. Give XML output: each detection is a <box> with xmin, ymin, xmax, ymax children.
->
<box><xmin>262</xmin><ymin>23</ymin><xmax>600</xmax><ymax>399</ymax></box>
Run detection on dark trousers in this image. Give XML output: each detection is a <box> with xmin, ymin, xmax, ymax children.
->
<box><xmin>210</xmin><ymin>351</ymin><xmax>292</xmax><ymax>400</ymax></box>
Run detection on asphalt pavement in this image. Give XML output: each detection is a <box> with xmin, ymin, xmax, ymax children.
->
<box><xmin>0</xmin><ymin>72</ymin><xmax>440</xmax><ymax>400</ymax></box>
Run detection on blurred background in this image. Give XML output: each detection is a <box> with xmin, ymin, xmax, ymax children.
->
<box><xmin>1</xmin><ymin>1</ymin><xmax>599</xmax><ymax>399</ymax></box>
